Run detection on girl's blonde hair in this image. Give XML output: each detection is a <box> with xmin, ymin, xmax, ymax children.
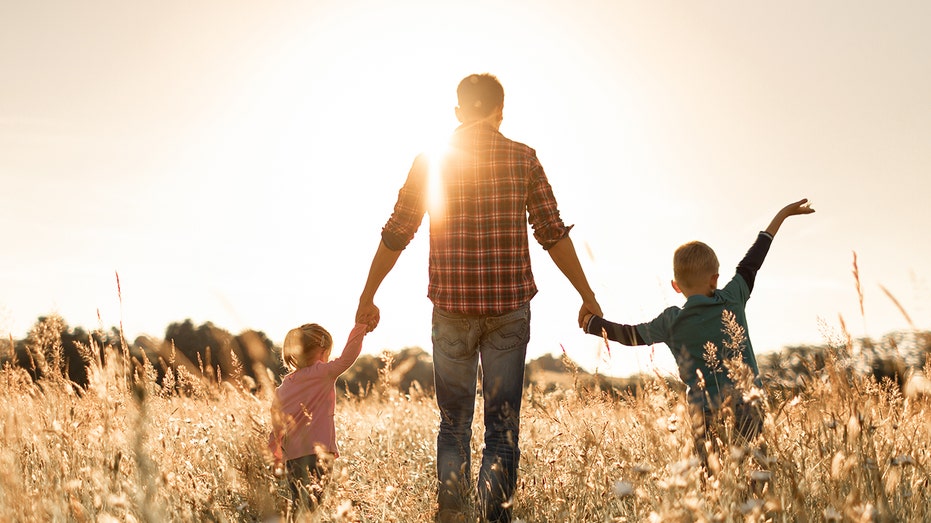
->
<box><xmin>282</xmin><ymin>323</ymin><xmax>333</xmax><ymax>371</ymax></box>
<box><xmin>673</xmin><ymin>241</ymin><xmax>720</xmax><ymax>289</ymax></box>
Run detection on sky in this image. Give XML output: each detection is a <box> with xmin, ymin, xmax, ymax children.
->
<box><xmin>2</xmin><ymin>1</ymin><xmax>929</xmax><ymax>378</ymax></box>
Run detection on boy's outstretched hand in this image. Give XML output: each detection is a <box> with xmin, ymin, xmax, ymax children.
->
<box><xmin>780</xmin><ymin>198</ymin><xmax>815</xmax><ymax>217</ymax></box>
<box><xmin>766</xmin><ymin>198</ymin><xmax>815</xmax><ymax>237</ymax></box>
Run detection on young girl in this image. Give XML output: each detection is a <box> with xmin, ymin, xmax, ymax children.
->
<box><xmin>268</xmin><ymin>321</ymin><xmax>369</xmax><ymax>513</ymax></box>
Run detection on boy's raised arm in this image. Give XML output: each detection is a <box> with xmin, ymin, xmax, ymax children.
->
<box><xmin>736</xmin><ymin>198</ymin><xmax>815</xmax><ymax>291</ymax></box>
<box><xmin>765</xmin><ymin>198</ymin><xmax>815</xmax><ymax>237</ymax></box>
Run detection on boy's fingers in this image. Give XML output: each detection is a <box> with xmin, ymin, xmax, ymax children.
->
<box><xmin>785</xmin><ymin>198</ymin><xmax>814</xmax><ymax>215</ymax></box>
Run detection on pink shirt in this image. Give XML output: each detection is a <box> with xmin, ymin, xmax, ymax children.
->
<box><xmin>268</xmin><ymin>323</ymin><xmax>367</xmax><ymax>461</ymax></box>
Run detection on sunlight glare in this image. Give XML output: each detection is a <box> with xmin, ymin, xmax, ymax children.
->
<box><xmin>426</xmin><ymin>141</ymin><xmax>451</xmax><ymax>221</ymax></box>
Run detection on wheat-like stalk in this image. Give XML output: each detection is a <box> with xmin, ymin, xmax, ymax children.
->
<box><xmin>1</xmin><ymin>261</ymin><xmax>929</xmax><ymax>520</ymax></box>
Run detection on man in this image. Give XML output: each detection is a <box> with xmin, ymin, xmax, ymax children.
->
<box><xmin>356</xmin><ymin>73</ymin><xmax>601</xmax><ymax>523</ymax></box>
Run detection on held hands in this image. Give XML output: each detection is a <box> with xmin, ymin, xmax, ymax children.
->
<box><xmin>356</xmin><ymin>301</ymin><xmax>380</xmax><ymax>333</ymax></box>
<box><xmin>578</xmin><ymin>298</ymin><xmax>602</xmax><ymax>329</ymax></box>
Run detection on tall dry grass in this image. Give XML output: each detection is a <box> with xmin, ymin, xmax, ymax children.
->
<box><xmin>1</xmin><ymin>311</ymin><xmax>930</xmax><ymax>522</ymax></box>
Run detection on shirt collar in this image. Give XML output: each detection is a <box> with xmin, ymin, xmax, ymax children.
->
<box><xmin>454</xmin><ymin>121</ymin><xmax>499</xmax><ymax>135</ymax></box>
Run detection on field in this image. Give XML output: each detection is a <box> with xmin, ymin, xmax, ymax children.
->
<box><xmin>1</xmin><ymin>325</ymin><xmax>930</xmax><ymax>522</ymax></box>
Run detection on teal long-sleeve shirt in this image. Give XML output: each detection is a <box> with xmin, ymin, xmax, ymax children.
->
<box><xmin>585</xmin><ymin>232</ymin><xmax>773</xmax><ymax>408</ymax></box>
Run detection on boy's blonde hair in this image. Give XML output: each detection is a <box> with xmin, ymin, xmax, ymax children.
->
<box><xmin>282</xmin><ymin>323</ymin><xmax>333</xmax><ymax>371</ymax></box>
<box><xmin>673</xmin><ymin>241</ymin><xmax>720</xmax><ymax>289</ymax></box>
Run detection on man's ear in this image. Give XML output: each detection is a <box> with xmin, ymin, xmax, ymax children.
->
<box><xmin>710</xmin><ymin>273</ymin><xmax>719</xmax><ymax>290</ymax></box>
<box><xmin>455</xmin><ymin>106</ymin><xmax>464</xmax><ymax>123</ymax></box>
<box><xmin>671</xmin><ymin>279</ymin><xmax>682</xmax><ymax>294</ymax></box>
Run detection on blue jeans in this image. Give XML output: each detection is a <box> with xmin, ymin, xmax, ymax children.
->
<box><xmin>432</xmin><ymin>303</ymin><xmax>530</xmax><ymax>523</ymax></box>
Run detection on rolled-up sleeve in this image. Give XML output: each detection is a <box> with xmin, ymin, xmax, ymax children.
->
<box><xmin>526</xmin><ymin>159</ymin><xmax>571</xmax><ymax>250</ymax></box>
<box><xmin>381</xmin><ymin>154</ymin><xmax>429</xmax><ymax>251</ymax></box>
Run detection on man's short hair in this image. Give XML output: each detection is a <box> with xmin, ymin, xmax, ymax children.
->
<box><xmin>673</xmin><ymin>241</ymin><xmax>720</xmax><ymax>289</ymax></box>
<box><xmin>457</xmin><ymin>73</ymin><xmax>504</xmax><ymax>117</ymax></box>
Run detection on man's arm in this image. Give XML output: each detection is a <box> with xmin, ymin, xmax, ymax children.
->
<box><xmin>356</xmin><ymin>240</ymin><xmax>403</xmax><ymax>331</ymax></box>
<box><xmin>545</xmin><ymin>236</ymin><xmax>602</xmax><ymax>327</ymax></box>
<box><xmin>356</xmin><ymin>156</ymin><xmax>430</xmax><ymax>331</ymax></box>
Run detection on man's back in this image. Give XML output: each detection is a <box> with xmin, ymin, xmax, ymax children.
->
<box><xmin>426</xmin><ymin>123</ymin><xmax>545</xmax><ymax>315</ymax></box>
<box><xmin>381</xmin><ymin>122</ymin><xmax>570</xmax><ymax>316</ymax></box>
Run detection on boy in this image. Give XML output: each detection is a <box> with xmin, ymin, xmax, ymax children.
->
<box><xmin>582</xmin><ymin>199</ymin><xmax>815</xmax><ymax>465</ymax></box>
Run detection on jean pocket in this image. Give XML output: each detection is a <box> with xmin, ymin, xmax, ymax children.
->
<box><xmin>484</xmin><ymin>308</ymin><xmax>530</xmax><ymax>352</ymax></box>
<box><xmin>432</xmin><ymin>309</ymin><xmax>472</xmax><ymax>360</ymax></box>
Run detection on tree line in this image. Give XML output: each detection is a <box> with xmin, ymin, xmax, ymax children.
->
<box><xmin>2</xmin><ymin>314</ymin><xmax>928</xmax><ymax>398</ymax></box>
<box><xmin>0</xmin><ymin>314</ymin><xmax>442</xmax><ymax>396</ymax></box>
<box><xmin>2</xmin><ymin>315</ymin><xmax>282</xmax><ymax>392</ymax></box>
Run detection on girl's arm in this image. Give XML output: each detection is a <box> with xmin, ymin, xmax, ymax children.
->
<box><xmin>324</xmin><ymin>323</ymin><xmax>369</xmax><ymax>378</ymax></box>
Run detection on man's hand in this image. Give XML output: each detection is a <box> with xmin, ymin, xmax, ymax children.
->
<box><xmin>356</xmin><ymin>301</ymin><xmax>380</xmax><ymax>333</ymax></box>
<box><xmin>546</xmin><ymin>236</ymin><xmax>602</xmax><ymax>329</ymax></box>
<box><xmin>357</xmin><ymin>239</ymin><xmax>404</xmax><ymax>334</ymax></box>
<box><xmin>578</xmin><ymin>298</ymin><xmax>602</xmax><ymax>328</ymax></box>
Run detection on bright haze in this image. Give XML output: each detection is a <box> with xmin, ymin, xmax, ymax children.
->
<box><xmin>2</xmin><ymin>1</ymin><xmax>929</xmax><ymax>378</ymax></box>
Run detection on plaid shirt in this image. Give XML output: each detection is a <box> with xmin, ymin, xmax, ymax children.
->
<box><xmin>381</xmin><ymin>123</ymin><xmax>571</xmax><ymax>315</ymax></box>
